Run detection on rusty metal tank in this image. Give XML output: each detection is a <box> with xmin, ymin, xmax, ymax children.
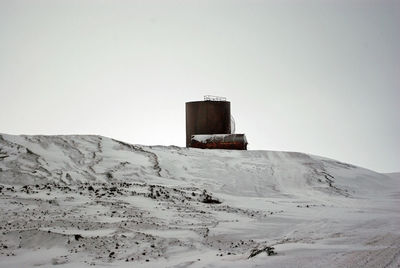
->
<box><xmin>185</xmin><ymin>100</ymin><xmax>231</xmax><ymax>147</ymax></box>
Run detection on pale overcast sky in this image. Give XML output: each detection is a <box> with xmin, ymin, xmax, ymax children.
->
<box><xmin>0</xmin><ymin>0</ymin><xmax>399</xmax><ymax>172</ymax></box>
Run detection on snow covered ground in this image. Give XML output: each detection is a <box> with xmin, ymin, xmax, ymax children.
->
<box><xmin>0</xmin><ymin>134</ymin><xmax>399</xmax><ymax>267</ymax></box>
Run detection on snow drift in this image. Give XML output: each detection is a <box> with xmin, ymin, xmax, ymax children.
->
<box><xmin>0</xmin><ymin>134</ymin><xmax>399</xmax><ymax>267</ymax></box>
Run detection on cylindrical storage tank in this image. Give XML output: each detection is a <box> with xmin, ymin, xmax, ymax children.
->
<box><xmin>186</xmin><ymin>101</ymin><xmax>231</xmax><ymax>147</ymax></box>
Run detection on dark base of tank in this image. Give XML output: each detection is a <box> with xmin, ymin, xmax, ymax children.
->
<box><xmin>190</xmin><ymin>141</ymin><xmax>247</xmax><ymax>150</ymax></box>
<box><xmin>189</xmin><ymin>134</ymin><xmax>248</xmax><ymax>150</ymax></box>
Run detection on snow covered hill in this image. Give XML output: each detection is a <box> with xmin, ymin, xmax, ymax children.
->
<box><xmin>0</xmin><ymin>134</ymin><xmax>399</xmax><ymax>267</ymax></box>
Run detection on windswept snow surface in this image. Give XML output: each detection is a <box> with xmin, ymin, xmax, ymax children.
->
<box><xmin>0</xmin><ymin>134</ymin><xmax>399</xmax><ymax>267</ymax></box>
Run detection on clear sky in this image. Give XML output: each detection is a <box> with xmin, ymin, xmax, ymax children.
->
<box><xmin>0</xmin><ymin>0</ymin><xmax>399</xmax><ymax>173</ymax></box>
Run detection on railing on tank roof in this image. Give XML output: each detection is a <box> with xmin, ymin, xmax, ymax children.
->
<box><xmin>204</xmin><ymin>95</ymin><xmax>227</xmax><ymax>101</ymax></box>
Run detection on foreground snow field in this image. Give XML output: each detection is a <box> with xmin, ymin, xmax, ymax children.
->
<box><xmin>0</xmin><ymin>134</ymin><xmax>399</xmax><ymax>267</ymax></box>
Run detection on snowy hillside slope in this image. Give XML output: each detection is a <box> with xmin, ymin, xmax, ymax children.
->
<box><xmin>0</xmin><ymin>134</ymin><xmax>399</xmax><ymax>267</ymax></box>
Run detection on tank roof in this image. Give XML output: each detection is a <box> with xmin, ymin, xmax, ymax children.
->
<box><xmin>186</xmin><ymin>100</ymin><xmax>230</xmax><ymax>104</ymax></box>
